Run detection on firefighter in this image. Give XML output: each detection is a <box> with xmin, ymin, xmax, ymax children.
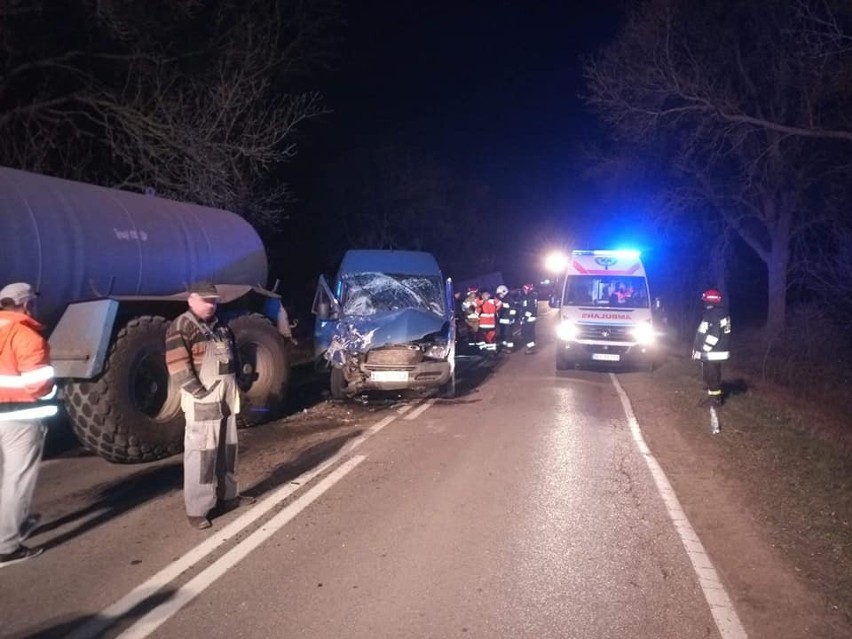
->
<box><xmin>692</xmin><ymin>289</ymin><xmax>731</xmax><ymax>406</ymax></box>
<box><xmin>495</xmin><ymin>285</ymin><xmax>516</xmax><ymax>351</ymax></box>
<box><xmin>519</xmin><ymin>283</ymin><xmax>538</xmax><ymax>353</ymax></box>
<box><xmin>452</xmin><ymin>290</ymin><xmax>468</xmax><ymax>348</ymax></box>
<box><xmin>476</xmin><ymin>290</ymin><xmax>498</xmax><ymax>354</ymax></box>
<box><xmin>462</xmin><ymin>287</ymin><xmax>480</xmax><ymax>351</ymax></box>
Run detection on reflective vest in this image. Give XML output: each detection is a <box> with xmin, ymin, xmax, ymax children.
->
<box><xmin>0</xmin><ymin>310</ymin><xmax>57</xmax><ymax>421</ymax></box>
<box><xmin>477</xmin><ymin>298</ymin><xmax>497</xmax><ymax>330</ymax></box>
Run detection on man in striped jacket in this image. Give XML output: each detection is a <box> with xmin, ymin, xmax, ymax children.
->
<box><xmin>692</xmin><ymin>289</ymin><xmax>732</xmax><ymax>406</ymax></box>
<box><xmin>165</xmin><ymin>281</ymin><xmax>254</xmax><ymax>530</ymax></box>
<box><xmin>0</xmin><ymin>282</ymin><xmax>56</xmax><ymax>567</ymax></box>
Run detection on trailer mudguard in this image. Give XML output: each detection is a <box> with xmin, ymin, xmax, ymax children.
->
<box><xmin>48</xmin><ymin>299</ymin><xmax>119</xmax><ymax>379</ymax></box>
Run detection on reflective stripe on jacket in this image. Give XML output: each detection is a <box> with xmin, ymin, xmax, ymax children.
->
<box><xmin>0</xmin><ymin>310</ymin><xmax>56</xmax><ymax>420</ymax></box>
<box><xmin>692</xmin><ymin>306</ymin><xmax>731</xmax><ymax>362</ymax></box>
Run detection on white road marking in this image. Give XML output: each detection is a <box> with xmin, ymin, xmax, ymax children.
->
<box><xmin>67</xmin><ymin>408</ymin><xmax>402</xmax><ymax>639</ymax></box>
<box><xmin>117</xmin><ymin>455</ymin><xmax>367</xmax><ymax>639</ymax></box>
<box><xmin>609</xmin><ymin>373</ymin><xmax>748</xmax><ymax>639</ymax></box>
<box><xmin>403</xmin><ymin>398</ymin><xmax>436</xmax><ymax>421</ymax></box>
<box><xmin>396</xmin><ymin>402</ymin><xmax>415</xmax><ymax>415</ymax></box>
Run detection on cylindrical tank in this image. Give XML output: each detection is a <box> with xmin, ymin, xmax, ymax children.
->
<box><xmin>0</xmin><ymin>166</ymin><xmax>268</xmax><ymax>328</ymax></box>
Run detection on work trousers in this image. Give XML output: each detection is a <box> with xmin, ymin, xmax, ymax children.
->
<box><xmin>0</xmin><ymin>420</ymin><xmax>46</xmax><ymax>553</ymax></box>
<box><xmin>183</xmin><ymin>414</ymin><xmax>239</xmax><ymax>517</ymax></box>
<box><xmin>702</xmin><ymin>361</ymin><xmax>723</xmax><ymax>396</ymax></box>
<box><xmin>522</xmin><ymin>318</ymin><xmax>536</xmax><ymax>347</ymax></box>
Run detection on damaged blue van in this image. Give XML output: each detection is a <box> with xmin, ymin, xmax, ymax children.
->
<box><xmin>312</xmin><ymin>250</ymin><xmax>456</xmax><ymax>399</ymax></box>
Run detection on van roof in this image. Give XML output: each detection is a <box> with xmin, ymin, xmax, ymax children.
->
<box><xmin>339</xmin><ymin>250</ymin><xmax>442</xmax><ymax>277</ymax></box>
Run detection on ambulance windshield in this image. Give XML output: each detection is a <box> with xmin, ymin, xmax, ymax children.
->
<box><xmin>563</xmin><ymin>275</ymin><xmax>649</xmax><ymax>309</ymax></box>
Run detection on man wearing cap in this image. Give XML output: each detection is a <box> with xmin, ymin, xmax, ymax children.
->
<box><xmin>0</xmin><ymin>282</ymin><xmax>56</xmax><ymax>567</ymax></box>
<box><xmin>165</xmin><ymin>281</ymin><xmax>254</xmax><ymax>530</ymax></box>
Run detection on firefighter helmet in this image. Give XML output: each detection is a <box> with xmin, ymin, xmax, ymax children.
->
<box><xmin>522</xmin><ymin>283</ymin><xmax>534</xmax><ymax>293</ymax></box>
<box><xmin>701</xmin><ymin>289</ymin><xmax>723</xmax><ymax>305</ymax></box>
<box><xmin>496</xmin><ymin>285</ymin><xmax>508</xmax><ymax>297</ymax></box>
<box><xmin>467</xmin><ymin>286</ymin><xmax>478</xmax><ymax>295</ymax></box>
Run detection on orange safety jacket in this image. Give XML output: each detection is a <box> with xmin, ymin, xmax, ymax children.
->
<box><xmin>477</xmin><ymin>298</ymin><xmax>498</xmax><ymax>330</ymax></box>
<box><xmin>0</xmin><ymin>310</ymin><xmax>57</xmax><ymax>421</ymax></box>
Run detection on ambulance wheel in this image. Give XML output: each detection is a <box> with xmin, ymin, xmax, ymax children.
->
<box><xmin>556</xmin><ymin>351</ymin><xmax>571</xmax><ymax>371</ymax></box>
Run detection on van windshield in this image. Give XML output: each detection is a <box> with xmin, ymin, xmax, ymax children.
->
<box><xmin>562</xmin><ymin>275</ymin><xmax>649</xmax><ymax>309</ymax></box>
<box><xmin>341</xmin><ymin>272</ymin><xmax>445</xmax><ymax>316</ymax></box>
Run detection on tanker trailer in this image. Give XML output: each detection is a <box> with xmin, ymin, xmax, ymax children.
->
<box><xmin>0</xmin><ymin>166</ymin><xmax>291</xmax><ymax>463</ymax></box>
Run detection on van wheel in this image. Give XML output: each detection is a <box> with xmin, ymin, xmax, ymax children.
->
<box><xmin>64</xmin><ymin>316</ymin><xmax>183</xmax><ymax>464</ymax></box>
<box><xmin>556</xmin><ymin>352</ymin><xmax>571</xmax><ymax>371</ymax></box>
<box><xmin>330</xmin><ymin>366</ymin><xmax>346</xmax><ymax>400</ymax></box>
<box><xmin>439</xmin><ymin>369</ymin><xmax>456</xmax><ymax>398</ymax></box>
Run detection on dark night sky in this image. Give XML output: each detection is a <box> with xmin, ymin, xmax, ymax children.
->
<box><xmin>299</xmin><ymin>0</ymin><xmax>627</xmax><ymax>242</ymax></box>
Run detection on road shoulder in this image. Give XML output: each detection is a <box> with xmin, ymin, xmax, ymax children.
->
<box><xmin>616</xmin><ymin>356</ymin><xmax>852</xmax><ymax>638</ymax></box>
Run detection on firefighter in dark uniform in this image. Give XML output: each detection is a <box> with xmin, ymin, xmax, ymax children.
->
<box><xmin>692</xmin><ymin>289</ymin><xmax>731</xmax><ymax>406</ymax></box>
<box><xmin>452</xmin><ymin>290</ymin><xmax>468</xmax><ymax>349</ymax></box>
<box><xmin>495</xmin><ymin>285</ymin><xmax>516</xmax><ymax>351</ymax></box>
<box><xmin>519</xmin><ymin>283</ymin><xmax>538</xmax><ymax>353</ymax></box>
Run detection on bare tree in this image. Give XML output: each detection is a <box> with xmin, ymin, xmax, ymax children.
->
<box><xmin>0</xmin><ymin>0</ymin><xmax>339</xmax><ymax>227</ymax></box>
<box><xmin>584</xmin><ymin>0</ymin><xmax>852</xmax><ymax>332</ymax></box>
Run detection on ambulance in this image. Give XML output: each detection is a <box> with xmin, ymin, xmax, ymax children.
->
<box><xmin>553</xmin><ymin>250</ymin><xmax>659</xmax><ymax>370</ymax></box>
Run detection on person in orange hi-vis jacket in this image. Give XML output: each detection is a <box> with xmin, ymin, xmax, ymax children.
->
<box><xmin>0</xmin><ymin>282</ymin><xmax>57</xmax><ymax>568</ymax></box>
<box><xmin>476</xmin><ymin>290</ymin><xmax>499</xmax><ymax>354</ymax></box>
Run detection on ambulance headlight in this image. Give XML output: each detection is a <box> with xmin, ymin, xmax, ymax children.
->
<box><xmin>631</xmin><ymin>321</ymin><xmax>656</xmax><ymax>345</ymax></box>
<box><xmin>557</xmin><ymin>320</ymin><xmax>580</xmax><ymax>341</ymax></box>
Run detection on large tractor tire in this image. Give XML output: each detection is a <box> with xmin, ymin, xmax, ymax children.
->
<box><xmin>64</xmin><ymin>316</ymin><xmax>184</xmax><ymax>464</ymax></box>
<box><xmin>230</xmin><ymin>313</ymin><xmax>290</xmax><ymax>428</ymax></box>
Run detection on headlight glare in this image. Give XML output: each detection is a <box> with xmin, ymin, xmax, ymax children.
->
<box><xmin>557</xmin><ymin>320</ymin><xmax>580</xmax><ymax>341</ymax></box>
<box><xmin>631</xmin><ymin>322</ymin><xmax>656</xmax><ymax>345</ymax></box>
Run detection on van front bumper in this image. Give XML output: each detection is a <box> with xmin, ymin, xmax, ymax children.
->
<box><xmin>356</xmin><ymin>360</ymin><xmax>452</xmax><ymax>393</ymax></box>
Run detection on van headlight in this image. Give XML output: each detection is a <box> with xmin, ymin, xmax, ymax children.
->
<box><xmin>557</xmin><ymin>320</ymin><xmax>580</xmax><ymax>341</ymax></box>
<box><xmin>424</xmin><ymin>341</ymin><xmax>451</xmax><ymax>360</ymax></box>
<box><xmin>631</xmin><ymin>322</ymin><xmax>656</xmax><ymax>345</ymax></box>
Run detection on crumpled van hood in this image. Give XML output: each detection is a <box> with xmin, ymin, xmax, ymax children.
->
<box><xmin>325</xmin><ymin>308</ymin><xmax>447</xmax><ymax>364</ymax></box>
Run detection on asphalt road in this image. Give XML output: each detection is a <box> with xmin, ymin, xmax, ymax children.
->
<box><xmin>2</xmin><ymin>313</ymin><xmax>735</xmax><ymax>639</ymax></box>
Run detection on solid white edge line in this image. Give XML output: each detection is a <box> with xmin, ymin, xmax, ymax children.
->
<box><xmin>66</xmin><ymin>409</ymin><xmax>402</xmax><ymax>639</ymax></box>
<box><xmin>609</xmin><ymin>373</ymin><xmax>748</xmax><ymax>639</ymax></box>
<box><xmin>403</xmin><ymin>398</ymin><xmax>436</xmax><ymax>421</ymax></box>
<box><xmin>117</xmin><ymin>455</ymin><xmax>367</xmax><ymax>639</ymax></box>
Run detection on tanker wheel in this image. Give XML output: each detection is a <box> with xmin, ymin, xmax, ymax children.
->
<box><xmin>230</xmin><ymin>314</ymin><xmax>290</xmax><ymax>428</ymax></box>
<box><xmin>64</xmin><ymin>316</ymin><xmax>184</xmax><ymax>464</ymax></box>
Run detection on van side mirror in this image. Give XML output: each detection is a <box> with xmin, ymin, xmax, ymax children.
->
<box><xmin>316</xmin><ymin>301</ymin><xmax>330</xmax><ymax>320</ymax></box>
<box><xmin>549</xmin><ymin>295</ymin><xmax>561</xmax><ymax>309</ymax></box>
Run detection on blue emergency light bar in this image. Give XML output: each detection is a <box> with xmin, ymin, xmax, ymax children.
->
<box><xmin>572</xmin><ymin>249</ymin><xmax>641</xmax><ymax>259</ymax></box>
